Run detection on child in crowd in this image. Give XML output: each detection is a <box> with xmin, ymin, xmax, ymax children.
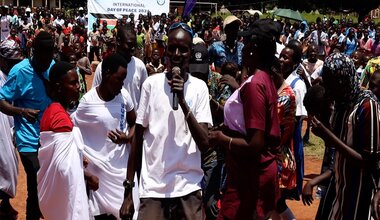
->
<box><xmin>302</xmin><ymin>85</ymin><xmax>335</xmax><ymax>206</ymax></box>
<box><xmin>145</xmin><ymin>48</ymin><xmax>165</xmax><ymax>76</ymax></box>
<box><xmin>302</xmin><ymin>44</ymin><xmax>324</xmax><ymax>85</ymax></box>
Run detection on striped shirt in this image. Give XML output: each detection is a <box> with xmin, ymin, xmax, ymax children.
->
<box><xmin>328</xmin><ymin>98</ymin><xmax>380</xmax><ymax>220</ymax></box>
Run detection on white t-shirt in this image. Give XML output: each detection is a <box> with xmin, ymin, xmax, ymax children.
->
<box><xmin>0</xmin><ymin>15</ymin><xmax>11</xmax><ymax>41</ymax></box>
<box><xmin>53</xmin><ymin>18</ymin><xmax>65</xmax><ymax>27</ymax></box>
<box><xmin>92</xmin><ymin>56</ymin><xmax>148</xmax><ymax>108</ymax></box>
<box><xmin>285</xmin><ymin>70</ymin><xmax>308</xmax><ymax>117</ymax></box>
<box><xmin>136</xmin><ymin>73</ymin><xmax>212</xmax><ymax>198</ymax></box>
<box><xmin>72</xmin><ymin>87</ymin><xmax>135</xmax><ymax>217</ymax></box>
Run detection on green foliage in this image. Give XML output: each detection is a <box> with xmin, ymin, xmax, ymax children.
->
<box><xmin>304</xmin><ymin>134</ymin><xmax>325</xmax><ymax>159</ymax></box>
<box><xmin>209</xmin><ymin>11</ymin><xmax>380</xmax><ymax>24</ymax></box>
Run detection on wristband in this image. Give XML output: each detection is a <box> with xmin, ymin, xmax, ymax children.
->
<box><xmin>185</xmin><ymin>110</ymin><xmax>192</xmax><ymax>120</ymax></box>
<box><xmin>228</xmin><ymin>138</ymin><xmax>233</xmax><ymax>151</ymax></box>
<box><xmin>123</xmin><ymin>179</ymin><xmax>135</xmax><ymax>191</ymax></box>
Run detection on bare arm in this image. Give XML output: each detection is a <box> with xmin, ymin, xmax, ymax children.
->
<box><xmin>209</xmin><ymin>128</ymin><xmax>267</xmax><ymax>159</ymax></box>
<box><xmin>302</xmin><ymin>169</ymin><xmax>332</xmax><ymax>206</ymax></box>
<box><xmin>311</xmin><ymin>116</ymin><xmax>363</xmax><ymax>162</ymax></box>
<box><xmin>126</xmin><ymin>109</ymin><xmax>136</xmax><ymax>142</ymax></box>
<box><xmin>0</xmin><ymin>100</ymin><xmax>39</xmax><ymax>123</ymax></box>
<box><xmin>120</xmin><ymin>124</ymin><xmax>145</xmax><ymax>219</ymax></box>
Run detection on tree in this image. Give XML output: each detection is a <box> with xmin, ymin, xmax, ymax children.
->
<box><xmin>278</xmin><ymin>0</ymin><xmax>379</xmax><ymax>21</ymax></box>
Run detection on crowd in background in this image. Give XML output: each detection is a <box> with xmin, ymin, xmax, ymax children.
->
<box><xmin>0</xmin><ymin>3</ymin><xmax>380</xmax><ymax>220</ymax></box>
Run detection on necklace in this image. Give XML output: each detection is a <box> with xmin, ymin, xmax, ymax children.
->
<box><xmin>224</xmin><ymin>40</ymin><xmax>236</xmax><ymax>53</ymax></box>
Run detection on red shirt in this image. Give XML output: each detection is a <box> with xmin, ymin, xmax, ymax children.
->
<box><xmin>40</xmin><ymin>103</ymin><xmax>73</xmax><ymax>132</ymax></box>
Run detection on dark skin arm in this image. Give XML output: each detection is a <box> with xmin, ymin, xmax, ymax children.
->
<box><xmin>84</xmin><ymin>170</ymin><xmax>99</xmax><ymax>191</ymax></box>
<box><xmin>371</xmin><ymin>189</ymin><xmax>380</xmax><ymax>220</ymax></box>
<box><xmin>209</xmin><ymin>98</ymin><xmax>224</xmax><ymax>123</ymax></box>
<box><xmin>108</xmin><ymin>109</ymin><xmax>136</xmax><ymax>145</ymax></box>
<box><xmin>219</xmin><ymin>75</ymin><xmax>239</xmax><ymax>91</ymax></box>
<box><xmin>209</xmin><ymin>128</ymin><xmax>267</xmax><ymax>159</ymax></box>
<box><xmin>0</xmin><ymin>100</ymin><xmax>40</xmax><ymax>123</ymax></box>
<box><xmin>171</xmin><ymin>73</ymin><xmax>209</xmax><ymax>152</ymax></box>
<box><xmin>311</xmin><ymin>116</ymin><xmax>363</xmax><ymax>163</ymax></box>
<box><xmin>120</xmin><ymin>124</ymin><xmax>144</xmax><ymax>220</ymax></box>
<box><xmin>302</xmin><ymin>169</ymin><xmax>332</xmax><ymax>206</ymax></box>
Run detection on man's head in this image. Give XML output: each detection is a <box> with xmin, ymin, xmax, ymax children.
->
<box><xmin>101</xmin><ymin>53</ymin><xmax>129</xmax><ymax>96</ymax></box>
<box><xmin>0</xmin><ymin>39</ymin><xmax>23</xmax><ymax>75</ymax></box>
<box><xmin>48</xmin><ymin>61</ymin><xmax>79</xmax><ymax>104</ymax></box>
<box><xmin>151</xmin><ymin>48</ymin><xmax>161</xmax><ymax>63</ymax></box>
<box><xmin>166</xmin><ymin>22</ymin><xmax>193</xmax><ymax>75</ymax></box>
<box><xmin>32</xmin><ymin>31</ymin><xmax>54</xmax><ymax>73</ymax></box>
<box><xmin>351</xmin><ymin>50</ymin><xmax>364</xmax><ymax>69</ymax></box>
<box><xmin>25</xmin><ymin>7</ymin><xmax>31</xmax><ymax>16</ymax></box>
<box><xmin>1</xmin><ymin>5</ymin><xmax>8</xmax><ymax>16</ymax></box>
<box><xmin>303</xmin><ymin>85</ymin><xmax>327</xmax><ymax>117</ymax></box>
<box><xmin>307</xmin><ymin>44</ymin><xmax>318</xmax><ymax>63</ymax></box>
<box><xmin>116</xmin><ymin>24</ymin><xmax>136</xmax><ymax>63</ymax></box>
<box><xmin>73</xmin><ymin>42</ymin><xmax>83</xmax><ymax>56</ymax></box>
<box><xmin>223</xmin><ymin>15</ymin><xmax>242</xmax><ymax>40</ymax></box>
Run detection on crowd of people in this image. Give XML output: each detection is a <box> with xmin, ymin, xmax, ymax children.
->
<box><xmin>0</xmin><ymin>3</ymin><xmax>380</xmax><ymax>220</ymax></box>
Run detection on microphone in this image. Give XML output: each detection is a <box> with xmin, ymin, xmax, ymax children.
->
<box><xmin>171</xmin><ymin>66</ymin><xmax>180</xmax><ymax>110</ymax></box>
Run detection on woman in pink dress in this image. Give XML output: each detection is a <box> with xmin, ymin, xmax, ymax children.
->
<box><xmin>209</xmin><ymin>19</ymin><xmax>281</xmax><ymax>220</ymax></box>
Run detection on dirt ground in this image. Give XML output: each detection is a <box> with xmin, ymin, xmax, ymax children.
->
<box><xmin>9</xmin><ymin>155</ymin><xmax>322</xmax><ymax>220</ymax></box>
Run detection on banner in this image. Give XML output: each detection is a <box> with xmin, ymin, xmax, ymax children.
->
<box><xmin>87</xmin><ymin>0</ymin><xmax>170</xmax><ymax>30</ymax></box>
<box><xmin>183</xmin><ymin>0</ymin><xmax>196</xmax><ymax>17</ymax></box>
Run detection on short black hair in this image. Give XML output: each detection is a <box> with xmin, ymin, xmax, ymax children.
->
<box><xmin>116</xmin><ymin>24</ymin><xmax>136</xmax><ymax>42</ymax></box>
<box><xmin>287</xmin><ymin>39</ymin><xmax>302</xmax><ymax>64</ymax></box>
<box><xmin>101</xmin><ymin>53</ymin><xmax>128</xmax><ymax>78</ymax></box>
<box><xmin>33</xmin><ymin>31</ymin><xmax>54</xmax><ymax>52</ymax></box>
<box><xmin>49</xmin><ymin>61</ymin><xmax>76</xmax><ymax>84</ymax></box>
<box><xmin>221</xmin><ymin>62</ymin><xmax>239</xmax><ymax>78</ymax></box>
<box><xmin>303</xmin><ymin>85</ymin><xmax>326</xmax><ymax>113</ymax></box>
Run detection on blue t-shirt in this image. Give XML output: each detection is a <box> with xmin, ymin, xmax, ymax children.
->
<box><xmin>0</xmin><ymin>59</ymin><xmax>54</xmax><ymax>152</ymax></box>
<box><xmin>208</xmin><ymin>41</ymin><xmax>244</xmax><ymax>69</ymax></box>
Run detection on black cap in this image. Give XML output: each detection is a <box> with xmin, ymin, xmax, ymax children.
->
<box><xmin>189</xmin><ymin>44</ymin><xmax>209</xmax><ymax>74</ymax></box>
<box><xmin>238</xmin><ymin>19</ymin><xmax>280</xmax><ymax>40</ymax></box>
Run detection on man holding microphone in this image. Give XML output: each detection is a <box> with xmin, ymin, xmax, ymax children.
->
<box><xmin>120</xmin><ymin>22</ymin><xmax>212</xmax><ymax>220</ymax></box>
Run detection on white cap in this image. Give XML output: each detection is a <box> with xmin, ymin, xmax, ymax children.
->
<box><xmin>78</xmin><ymin>7</ymin><xmax>84</xmax><ymax>11</ymax></box>
<box><xmin>193</xmin><ymin>37</ymin><xmax>205</xmax><ymax>45</ymax></box>
<box><xmin>25</xmin><ymin>7</ymin><xmax>31</xmax><ymax>12</ymax></box>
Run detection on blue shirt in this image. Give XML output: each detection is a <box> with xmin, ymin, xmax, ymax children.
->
<box><xmin>0</xmin><ymin>59</ymin><xmax>54</xmax><ymax>152</ymax></box>
<box><xmin>208</xmin><ymin>41</ymin><xmax>244</xmax><ymax>69</ymax></box>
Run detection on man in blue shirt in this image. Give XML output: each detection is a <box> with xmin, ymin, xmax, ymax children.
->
<box><xmin>0</xmin><ymin>31</ymin><xmax>54</xmax><ymax>220</ymax></box>
<box><xmin>208</xmin><ymin>15</ymin><xmax>244</xmax><ymax>74</ymax></box>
